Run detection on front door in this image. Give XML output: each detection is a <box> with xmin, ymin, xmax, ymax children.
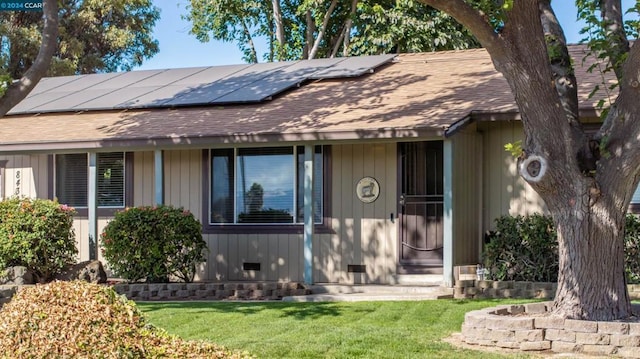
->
<box><xmin>398</xmin><ymin>141</ymin><xmax>444</xmax><ymax>268</ymax></box>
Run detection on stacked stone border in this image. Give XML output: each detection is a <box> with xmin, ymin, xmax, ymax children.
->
<box><xmin>455</xmin><ymin>280</ymin><xmax>557</xmax><ymax>299</ymax></box>
<box><xmin>0</xmin><ymin>282</ymin><xmax>311</xmax><ymax>308</ymax></box>
<box><xmin>455</xmin><ymin>279</ymin><xmax>640</xmax><ymax>300</ymax></box>
<box><xmin>462</xmin><ymin>301</ymin><xmax>640</xmax><ymax>358</ymax></box>
<box><xmin>112</xmin><ymin>282</ymin><xmax>312</xmax><ymax>301</ymax></box>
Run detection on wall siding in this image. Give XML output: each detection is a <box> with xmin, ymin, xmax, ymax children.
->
<box><xmin>451</xmin><ymin>128</ymin><xmax>482</xmax><ymax>266</ymax></box>
<box><xmin>324</xmin><ymin>143</ymin><xmax>397</xmax><ymax>284</ymax></box>
<box><xmin>480</xmin><ymin>121</ymin><xmax>546</xmax><ymax>232</ymax></box>
<box><xmin>135</xmin><ymin>144</ymin><xmax>399</xmax><ymax>283</ymax></box>
<box><xmin>133</xmin><ymin>151</ymin><xmax>155</xmax><ymax>206</ymax></box>
<box><xmin>0</xmin><ymin>154</ymin><xmax>49</xmax><ymax>199</ymax></box>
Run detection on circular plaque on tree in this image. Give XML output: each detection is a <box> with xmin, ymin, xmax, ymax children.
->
<box><xmin>356</xmin><ymin>176</ymin><xmax>380</xmax><ymax>203</ymax></box>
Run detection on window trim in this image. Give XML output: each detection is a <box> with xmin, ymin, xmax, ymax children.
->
<box><xmin>202</xmin><ymin>146</ymin><xmax>333</xmax><ymax>234</ymax></box>
<box><xmin>52</xmin><ymin>152</ymin><xmax>133</xmax><ymax>217</ymax></box>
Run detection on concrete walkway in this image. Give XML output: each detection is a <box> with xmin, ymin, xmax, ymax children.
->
<box><xmin>282</xmin><ymin>284</ymin><xmax>454</xmax><ymax>302</ymax></box>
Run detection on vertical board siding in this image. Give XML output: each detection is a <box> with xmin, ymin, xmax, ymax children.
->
<box><xmin>480</xmin><ymin>121</ymin><xmax>546</xmax><ymax>233</ymax></box>
<box><xmin>452</xmin><ymin>129</ymin><xmax>482</xmax><ymax>265</ymax></box>
<box><xmin>320</xmin><ymin>143</ymin><xmax>397</xmax><ymax>284</ymax></box>
<box><xmin>117</xmin><ymin>144</ymin><xmax>399</xmax><ymax>283</ymax></box>
<box><xmin>133</xmin><ymin>151</ymin><xmax>155</xmax><ymax>206</ymax></box>
<box><xmin>0</xmin><ymin>154</ymin><xmax>49</xmax><ymax>199</ymax></box>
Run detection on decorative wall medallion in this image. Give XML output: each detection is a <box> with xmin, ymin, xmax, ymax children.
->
<box><xmin>356</xmin><ymin>176</ymin><xmax>380</xmax><ymax>203</ymax></box>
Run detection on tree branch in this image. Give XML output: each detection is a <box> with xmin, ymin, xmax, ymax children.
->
<box><xmin>308</xmin><ymin>0</ymin><xmax>338</xmax><ymax>60</ymax></box>
<box><xmin>601</xmin><ymin>0</ymin><xmax>629</xmax><ymax>80</ymax></box>
<box><xmin>539</xmin><ymin>0</ymin><xmax>579</xmax><ymax>123</ymax></box>
<box><xmin>0</xmin><ymin>0</ymin><xmax>58</xmax><ymax>117</ymax></box>
<box><xmin>271</xmin><ymin>0</ymin><xmax>285</xmax><ymax>61</ymax></box>
<box><xmin>417</xmin><ymin>0</ymin><xmax>502</xmax><ymax>56</ymax></box>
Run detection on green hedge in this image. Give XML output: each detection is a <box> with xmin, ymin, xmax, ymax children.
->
<box><xmin>483</xmin><ymin>213</ymin><xmax>640</xmax><ymax>284</ymax></box>
<box><xmin>100</xmin><ymin>205</ymin><xmax>208</xmax><ymax>283</ymax></box>
<box><xmin>0</xmin><ymin>197</ymin><xmax>77</xmax><ymax>282</ymax></box>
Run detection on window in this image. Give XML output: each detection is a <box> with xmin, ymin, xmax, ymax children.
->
<box><xmin>210</xmin><ymin>146</ymin><xmax>323</xmax><ymax>225</ymax></box>
<box><xmin>55</xmin><ymin>153</ymin><xmax>125</xmax><ymax>208</ymax></box>
<box><xmin>632</xmin><ymin>186</ymin><xmax>640</xmax><ymax>212</ymax></box>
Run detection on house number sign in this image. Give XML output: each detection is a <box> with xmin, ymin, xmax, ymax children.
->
<box><xmin>356</xmin><ymin>176</ymin><xmax>380</xmax><ymax>203</ymax></box>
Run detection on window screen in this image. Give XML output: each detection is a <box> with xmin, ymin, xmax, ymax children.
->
<box><xmin>55</xmin><ymin>153</ymin><xmax>125</xmax><ymax>208</ymax></box>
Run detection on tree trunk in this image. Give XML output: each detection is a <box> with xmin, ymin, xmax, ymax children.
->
<box><xmin>418</xmin><ymin>0</ymin><xmax>640</xmax><ymax>322</ymax></box>
<box><xmin>271</xmin><ymin>0</ymin><xmax>285</xmax><ymax>61</ymax></box>
<box><xmin>308</xmin><ymin>0</ymin><xmax>338</xmax><ymax>60</ymax></box>
<box><xmin>0</xmin><ymin>0</ymin><xmax>58</xmax><ymax>117</ymax></box>
<box><xmin>545</xmin><ymin>181</ymin><xmax>632</xmax><ymax>320</ymax></box>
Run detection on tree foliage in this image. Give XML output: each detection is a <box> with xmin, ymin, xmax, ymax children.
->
<box><xmin>0</xmin><ymin>0</ymin><xmax>160</xmax><ymax>77</ymax></box>
<box><xmin>185</xmin><ymin>0</ymin><xmax>483</xmax><ymax>62</ymax></box>
<box><xmin>416</xmin><ymin>0</ymin><xmax>640</xmax><ymax>321</ymax></box>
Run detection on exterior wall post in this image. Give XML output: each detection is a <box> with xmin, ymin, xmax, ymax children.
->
<box><xmin>154</xmin><ymin>150</ymin><xmax>164</xmax><ymax>205</ymax></box>
<box><xmin>303</xmin><ymin>144</ymin><xmax>314</xmax><ymax>284</ymax></box>
<box><xmin>87</xmin><ymin>152</ymin><xmax>98</xmax><ymax>261</ymax></box>
<box><xmin>443</xmin><ymin>139</ymin><xmax>454</xmax><ymax>287</ymax></box>
<box><xmin>0</xmin><ymin>160</ymin><xmax>7</xmax><ymax>201</ymax></box>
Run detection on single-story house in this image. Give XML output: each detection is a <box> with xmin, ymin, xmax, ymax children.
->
<box><xmin>0</xmin><ymin>46</ymin><xmax>616</xmax><ymax>286</ymax></box>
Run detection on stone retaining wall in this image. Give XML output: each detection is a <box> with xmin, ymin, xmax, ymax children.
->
<box><xmin>456</xmin><ymin>280</ymin><xmax>640</xmax><ymax>300</ymax></box>
<box><xmin>462</xmin><ymin>302</ymin><xmax>640</xmax><ymax>358</ymax></box>
<box><xmin>0</xmin><ymin>282</ymin><xmax>311</xmax><ymax>308</ymax></box>
<box><xmin>112</xmin><ymin>282</ymin><xmax>311</xmax><ymax>301</ymax></box>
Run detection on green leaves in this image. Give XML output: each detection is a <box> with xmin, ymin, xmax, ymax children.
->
<box><xmin>483</xmin><ymin>214</ymin><xmax>558</xmax><ymax>282</ymax></box>
<box><xmin>101</xmin><ymin>205</ymin><xmax>208</xmax><ymax>283</ymax></box>
<box><xmin>0</xmin><ymin>0</ymin><xmax>159</xmax><ymax>77</ymax></box>
<box><xmin>504</xmin><ymin>140</ymin><xmax>523</xmax><ymax>158</ymax></box>
<box><xmin>0</xmin><ymin>197</ymin><xmax>77</xmax><ymax>282</ymax></box>
<box><xmin>484</xmin><ymin>213</ymin><xmax>640</xmax><ymax>284</ymax></box>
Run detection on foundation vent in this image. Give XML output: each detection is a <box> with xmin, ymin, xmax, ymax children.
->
<box><xmin>243</xmin><ymin>262</ymin><xmax>261</xmax><ymax>271</ymax></box>
<box><xmin>348</xmin><ymin>265</ymin><xmax>366</xmax><ymax>273</ymax></box>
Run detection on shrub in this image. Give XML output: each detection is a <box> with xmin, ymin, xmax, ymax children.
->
<box><xmin>625</xmin><ymin>214</ymin><xmax>640</xmax><ymax>284</ymax></box>
<box><xmin>484</xmin><ymin>213</ymin><xmax>640</xmax><ymax>284</ymax></box>
<box><xmin>0</xmin><ymin>281</ymin><xmax>250</xmax><ymax>358</ymax></box>
<box><xmin>482</xmin><ymin>214</ymin><xmax>558</xmax><ymax>282</ymax></box>
<box><xmin>0</xmin><ymin>197</ymin><xmax>77</xmax><ymax>282</ymax></box>
<box><xmin>101</xmin><ymin>205</ymin><xmax>207</xmax><ymax>282</ymax></box>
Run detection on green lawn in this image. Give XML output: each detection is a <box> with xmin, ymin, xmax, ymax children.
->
<box><xmin>138</xmin><ymin>299</ymin><xmax>536</xmax><ymax>359</ymax></box>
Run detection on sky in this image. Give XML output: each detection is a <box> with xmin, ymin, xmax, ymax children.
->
<box><xmin>137</xmin><ymin>1</ymin><xmax>631</xmax><ymax>71</ymax></box>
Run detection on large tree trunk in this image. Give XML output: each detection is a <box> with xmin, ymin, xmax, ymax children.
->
<box><xmin>417</xmin><ymin>0</ymin><xmax>640</xmax><ymax>321</ymax></box>
<box><xmin>552</xmin><ymin>200</ymin><xmax>631</xmax><ymax>319</ymax></box>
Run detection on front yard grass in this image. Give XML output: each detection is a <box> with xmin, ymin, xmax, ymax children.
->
<box><xmin>138</xmin><ymin>299</ymin><xmax>535</xmax><ymax>358</ymax></box>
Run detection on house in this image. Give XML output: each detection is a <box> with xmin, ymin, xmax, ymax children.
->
<box><xmin>0</xmin><ymin>46</ymin><xmax>614</xmax><ymax>286</ymax></box>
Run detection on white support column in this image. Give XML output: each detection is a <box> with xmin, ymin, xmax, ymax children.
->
<box><xmin>87</xmin><ymin>152</ymin><xmax>98</xmax><ymax>261</ymax></box>
<box><xmin>303</xmin><ymin>144</ymin><xmax>314</xmax><ymax>284</ymax></box>
<box><xmin>154</xmin><ymin>150</ymin><xmax>164</xmax><ymax>205</ymax></box>
<box><xmin>443</xmin><ymin>139</ymin><xmax>454</xmax><ymax>287</ymax></box>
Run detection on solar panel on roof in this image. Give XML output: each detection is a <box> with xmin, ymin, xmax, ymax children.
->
<box><xmin>164</xmin><ymin>61</ymin><xmax>292</xmax><ymax>106</ymax></box>
<box><xmin>9</xmin><ymin>91</ymin><xmax>66</xmax><ymax>113</ymax></box>
<box><xmin>309</xmin><ymin>54</ymin><xmax>395</xmax><ymax>79</ymax></box>
<box><xmin>212</xmin><ymin>77</ymin><xmax>303</xmax><ymax>103</ymax></box>
<box><xmin>75</xmin><ymin>87</ymin><xmax>166</xmax><ymax>110</ymax></box>
<box><xmin>89</xmin><ymin>69</ymin><xmax>164</xmax><ymax>90</ymax></box>
<box><xmin>7</xmin><ymin>54</ymin><xmax>397</xmax><ymax>114</ymax></box>
<box><xmin>128</xmin><ymin>67</ymin><xmax>208</xmax><ymax>87</ymax></box>
<box><xmin>49</xmin><ymin>72</ymin><xmax>125</xmax><ymax>92</ymax></box>
<box><xmin>27</xmin><ymin>76</ymin><xmax>81</xmax><ymax>95</ymax></box>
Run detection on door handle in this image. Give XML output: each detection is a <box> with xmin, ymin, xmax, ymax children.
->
<box><xmin>399</xmin><ymin>194</ymin><xmax>405</xmax><ymax>206</ymax></box>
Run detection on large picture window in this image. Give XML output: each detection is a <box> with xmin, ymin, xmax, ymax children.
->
<box><xmin>55</xmin><ymin>153</ymin><xmax>125</xmax><ymax>208</ymax></box>
<box><xmin>210</xmin><ymin>146</ymin><xmax>323</xmax><ymax>225</ymax></box>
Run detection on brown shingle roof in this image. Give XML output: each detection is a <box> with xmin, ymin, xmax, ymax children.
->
<box><xmin>0</xmin><ymin>46</ymin><xmax>611</xmax><ymax>152</ymax></box>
